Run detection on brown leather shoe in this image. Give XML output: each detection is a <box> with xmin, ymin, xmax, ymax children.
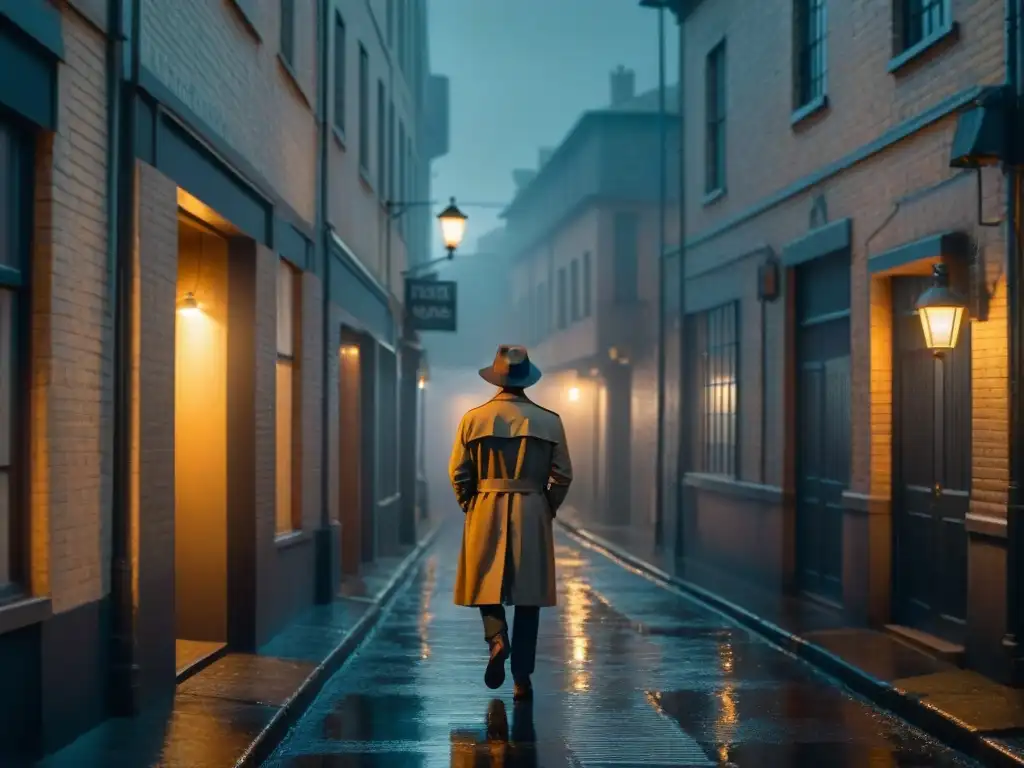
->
<box><xmin>513</xmin><ymin>677</ymin><xmax>533</xmax><ymax>702</ymax></box>
<box><xmin>484</xmin><ymin>631</ymin><xmax>510</xmax><ymax>689</ymax></box>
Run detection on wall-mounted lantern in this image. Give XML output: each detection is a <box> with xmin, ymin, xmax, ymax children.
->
<box><xmin>916</xmin><ymin>263</ymin><xmax>968</xmax><ymax>357</ymax></box>
<box><xmin>567</xmin><ymin>386</ymin><xmax>581</xmax><ymax>402</ymax></box>
<box><xmin>177</xmin><ymin>292</ymin><xmax>201</xmax><ymax>316</ymax></box>
<box><xmin>949</xmin><ymin>86</ymin><xmax>1009</xmax><ymax>228</ymax></box>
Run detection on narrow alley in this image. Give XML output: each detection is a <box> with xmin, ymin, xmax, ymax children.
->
<box><xmin>265</xmin><ymin>524</ymin><xmax>978</xmax><ymax>767</ymax></box>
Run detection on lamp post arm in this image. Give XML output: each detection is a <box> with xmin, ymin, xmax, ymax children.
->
<box><xmin>402</xmin><ymin>252</ymin><xmax>457</xmax><ymax>277</ymax></box>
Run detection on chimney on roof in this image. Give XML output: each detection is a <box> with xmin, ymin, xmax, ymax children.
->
<box><xmin>538</xmin><ymin>147</ymin><xmax>554</xmax><ymax>167</ymax></box>
<box><xmin>512</xmin><ymin>169</ymin><xmax>536</xmax><ymax>190</ymax></box>
<box><xmin>610</xmin><ymin>65</ymin><xmax>636</xmax><ymax>106</ymax></box>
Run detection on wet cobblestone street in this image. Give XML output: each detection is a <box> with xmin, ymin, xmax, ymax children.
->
<box><xmin>265</xmin><ymin>524</ymin><xmax>982</xmax><ymax>767</ymax></box>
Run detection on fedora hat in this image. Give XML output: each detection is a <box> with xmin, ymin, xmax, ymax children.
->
<box><xmin>479</xmin><ymin>345</ymin><xmax>542</xmax><ymax>388</ymax></box>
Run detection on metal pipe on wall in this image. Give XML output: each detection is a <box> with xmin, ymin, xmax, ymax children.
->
<box><xmin>654</xmin><ymin>5</ymin><xmax>668</xmax><ymax>547</ymax></box>
<box><xmin>1003</xmin><ymin>0</ymin><xmax>1024</xmax><ymax>684</ymax></box>
<box><xmin>674</xmin><ymin>9</ymin><xmax>689</xmax><ymax>558</ymax></box>
<box><xmin>109</xmin><ymin>0</ymin><xmax>142</xmax><ymax>716</ymax></box>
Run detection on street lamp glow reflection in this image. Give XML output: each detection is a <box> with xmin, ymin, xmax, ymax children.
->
<box><xmin>437</xmin><ymin>197</ymin><xmax>468</xmax><ymax>254</ymax></box>
<box><xmin>568</xmin><ymin>386</ymin><xmax>580</xmax><ymax>402</ymax></box>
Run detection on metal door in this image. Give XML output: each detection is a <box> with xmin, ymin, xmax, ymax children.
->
<box><xmin>795</xmin><ymin>251</ymin><xmax>851</xmax><ymax>602</ymax></box>
<box><xmin>892</xmin><ymin>276</ymin><xmax>969</xmax><ymax>643</ymax></box>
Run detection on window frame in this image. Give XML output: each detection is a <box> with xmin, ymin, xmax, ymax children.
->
<box><xmin>279</xmin><ymin>0</ymin><xmax>295</xmax><ymax>68</ymax></box>
<box><xmin>570</xmin><ymin>258</ymin><xmax>580</xmax><ymax>322</ymax></box>
<box><xmin>697</xmin><ymin>301</ymin><xmax>739</xmax><ymax>478</ymax></box>
<box><xmin>582</xmin><ymin>251</ymin><xmax>592</xmax><ymax>318</ymax></box>
<box><xmin>275</xmin><ymin>258</ymin><xmax>301</xmax><ymax>536</ymax></box>
<box><xmin>333</xmin><ymin>12</ymin><xmax>346</xmax><ymax>136</ymax></box>
<box><xmin>358</xmin><ymin>43</ymin><xmax>370</xmax><ymax>175</ymax></box>
<box><xmin>377</xmin><ymin>80</ymin><xmax>386</xmax><ymax>198</ymax></box>
<box><xmin>793</xmin><ymin>0</ymin><xmax>827</xmax><ymax>112</ymax></box>
<box><xmin>704</xmin><ymin>40</ymin><xmax>727</xmax><ymax>197</ymax></box>
<box><xmin>557</xmin><ymin>267</ymin><xmax>567</xmax><ymax>330</ymax></box>
<box><xmin>612</xmin><ymin>211</ymin><xmax>639</xmax><ymax>304</ymax></box>
<box><xmin>0</xmin><ymin>119</ymin><xmax>31</xmax><ymax>596</ymax></box>
<box><xmin>896</xmin><ymin>0</ymin><xmax>951</xmax><ymax>53</ymax></box>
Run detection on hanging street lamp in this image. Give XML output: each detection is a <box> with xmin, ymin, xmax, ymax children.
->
<box><xmin>915</xmin><ymin>263</ymin><xmax>968</xmax><ymax>357</ymax></box>
<box><xmin>437</xmin><ymin>197</ymin><xmax>468</xmax><ymax>258</ymax></box>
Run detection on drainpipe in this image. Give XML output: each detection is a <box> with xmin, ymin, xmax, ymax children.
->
<box><xmin>316</xmin><ymin>0</ymin><xmax>333</xmax><ymax>604</ymax></box>
<box><xmin>109</xmin><ymin>0</ymin><xmax>142</xmax><ymax>715</ymax></box>
<box><xmin>654</xmin><ymin>4</ymin><xmax>668</xmax><ymax>547</ymax></box>
<box><xmin>1004</xmin><ymin>0</ymin><xmax>1024</xmax><ymax>684</ymax></box>
<box><xmin>674</xmin><ymin>8</ymin><xmax>689</xmax><ymax>559</ymax></box>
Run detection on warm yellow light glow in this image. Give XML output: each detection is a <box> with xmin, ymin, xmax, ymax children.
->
<box><xmin>705</xmin><ymin>377</ymin><xmax>737</xmax><ymax>414</ymax></box>
<box><xmin>418</xmin><ymin>377</ymin><xmax>427</xmax><ymax>390</ymax></box>
<box><xmin>567</xmin><ymin>386</ymin><xmax>580</xmax><ymax>402</ymax></box>
<box><xmin>918</xmin><ymin>305</ymin><xmax>966</xmax><ymax>352</ymax></box>
<box><xmin>437</xmin><ymin>198</ymin><xmax>468</xmax><ymax>251</ymax></box>
<box><xmin>178</xmin><ymin>292</ymin><xmax>201</xmax><ymax>317</ymax></box>
<box><xmin>340</xmin><ymin>344</ymin><xmax>360</xmax><ymax>358</ymax></box>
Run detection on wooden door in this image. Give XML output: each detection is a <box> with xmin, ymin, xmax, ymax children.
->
<box><xmin>795</xmin><ymin>250</ymin><xmax>851</xmax><ymax>602</ymax></box>
<box><xmin>892</xmin><ymin>276</ymin><xmax>969</xmax><ymax>643</ymax></box>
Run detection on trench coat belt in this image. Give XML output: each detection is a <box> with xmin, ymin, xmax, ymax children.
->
<box><xmin>475</xmin><ymin>478</ymin><xmax>544</xmax><ymax>494</ymax></box>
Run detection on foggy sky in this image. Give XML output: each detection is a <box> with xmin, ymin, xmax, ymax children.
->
<box><xmin>428</xmin><ymin>0</ymin><xmax>680</xmax><ymax>259</ymax></box>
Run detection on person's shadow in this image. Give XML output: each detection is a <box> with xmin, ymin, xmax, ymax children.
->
<box><xmin>449</xmin><ymin>699</ymin><xmax>538</xmax><ymax>767</ymax></box>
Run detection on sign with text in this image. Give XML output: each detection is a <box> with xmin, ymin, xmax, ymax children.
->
<box><xmin>406</xmin><ymin>279</ymin><xmax>457</xmax><ymax>332</ymax></box>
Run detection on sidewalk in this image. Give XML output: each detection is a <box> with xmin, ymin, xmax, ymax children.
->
<box><xmin>556</xmin><ymin>516</ymin><xmax>1024</xmax><ymax>768</ymax></box>
<box><xmin>40</xmin><ymin>522</ymin><xmax>443</xmax><ymax>768</ymax></box>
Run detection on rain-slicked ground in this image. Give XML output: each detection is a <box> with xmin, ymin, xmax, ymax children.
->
<box><xmin>265</xmin><ymin>525</ymin><xmax>981</xmax><ymax>767</ymax></box>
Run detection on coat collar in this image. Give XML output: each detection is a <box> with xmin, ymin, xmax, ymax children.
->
<box><xmin>492</xmin><ymin>390</ymin><xmax>529</xmax><ymax>402</ymax></box>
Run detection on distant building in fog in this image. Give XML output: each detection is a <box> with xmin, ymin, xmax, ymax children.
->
<box><xmin>500</xmin><ymin>66</ymin><xmax>679</xmax><ymax>527</ymax></box>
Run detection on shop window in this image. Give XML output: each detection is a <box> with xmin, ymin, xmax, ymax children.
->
<box><xmin>0</xmin><ymin>121</ymin><xmax>28</xmax><ymax>592</ymax></box>
<box><xmin>276</xmin><ymin>259</ymin><xmax>300</xmax><ymax>535</ymax></box>
<box><xmin>695</xmin><ymin>302</ymin><xmax>739</xmax><ymax>477</ymax></box>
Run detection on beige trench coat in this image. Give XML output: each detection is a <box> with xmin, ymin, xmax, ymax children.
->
<box><xmin>449</xmin><ymin>391</ymin><xmax>573</xmax><ymax>607</ymax></box>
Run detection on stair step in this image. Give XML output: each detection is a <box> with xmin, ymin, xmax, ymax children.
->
<box><xmin>884</xmin><ymin>624</ymin><xmax>965</xmax><ymax>666</ymax></box>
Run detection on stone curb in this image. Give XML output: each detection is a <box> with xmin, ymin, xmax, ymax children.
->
<box><xmin>235</xmin><ymin>522</ymin><xmax>445</xmax><ymax>767</ymax></box>
<box><xmin>556</xmin><ymin>519</ymin><xmax>1024</xmax><ymax>768</ymax></box>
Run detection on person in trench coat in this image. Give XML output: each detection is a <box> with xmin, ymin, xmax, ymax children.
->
<box><xmin>449</xmin><ymin>345</ymin><xmax>573</xmax><ymax>701</ymax></box>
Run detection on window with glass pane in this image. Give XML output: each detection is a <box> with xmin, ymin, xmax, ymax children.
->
<box><xmin>570</xmin><ymin>259</ymin><xmax>580</xmax><ymax>322</ymax></box>
<box><xmin>358</xmin><ymin>44</ymin><xmax>369</xmax><ymax>173</ymax></box>
<box><xmin>280</xmin><ymin>0</ymin><xmax>295</xmax><ymax>66</ymax></box>
<box><xmin>0</xmin><ymin>121</ymin><xmax>23</xmax><ymax>589</ymax></box>
<box><xmin>612</xmin><ymin>212</ymin><xmax>639</xmax><ymax>304</ymax></box>
<box><xmin>333</xmin><ymin>13</ymin><xmax>346</xmax><ymax>132</ymax></box>
<box><xmin>794</xmin><ymin>0</ymin><xmax>827</xmax><ymax>107</ymax></box>
<box><xmin>557</xmin><ymin>268</ymin><xmax>567</xmax><ymax>329</ymax></box>
<box><xmin>901</xmin><ymin>0</ymin><xmax>948</xmax><ymax>50</ymax></box>
<box><xmin>377</xmin><ymin>81</ymin><xmax>386</xmax><ymax>193</ymax></box>
<box><xmin>701</xmin><ymin>302</ymin><xmax>738</xmax><ymax>476</ymax></box>
<box><xmin>704</xmin><ymin>41</ymin><xmax>727</xmax><ymax>194</ymax></box>
<box><xmin>582</xmin><ymin>252</ymin><xmax>592</xmax><ymax>318</ymax></box>
<box><xmin>276</xmin><ymin>260</ymin><xmax>299</xmax><ymax>535</ymax></box>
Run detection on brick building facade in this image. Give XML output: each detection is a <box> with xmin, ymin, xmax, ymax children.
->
<box><xmin>502</xmin><ymin>69</ymin><xmax>680</xmax><ymax>531</ymax></box>
<box><xmin>662</xmin><ymin>0</ymin><xmax>1011</xmax><ymax>683</ymax></box>
<box><xmin>0</xmin><ymin>0</ymin><xmax>447</xmax><ymax>761</ymax></box>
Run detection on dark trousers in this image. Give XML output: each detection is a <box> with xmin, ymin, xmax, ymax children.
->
<box><xmin>480</xmin><ymin>605</ymin><xmax>540</xmax><ymax>680</ymax></box>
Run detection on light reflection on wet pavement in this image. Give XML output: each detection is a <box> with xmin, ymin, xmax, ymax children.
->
<box><xmin>265</xmin><ymin>525</ymin><xmax>980</xmax><ymax>767</ymax></box>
